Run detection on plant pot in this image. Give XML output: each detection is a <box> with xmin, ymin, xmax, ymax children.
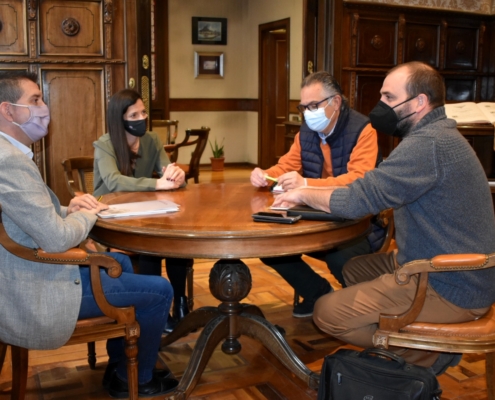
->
<box><xmin>210</xmin><ymin>157</ymin><xmax>225</xmax><ymax>171</ymax></box>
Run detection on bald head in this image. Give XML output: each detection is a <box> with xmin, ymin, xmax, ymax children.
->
<box><xmin>387</xmin><ymin>62</ymin><xmax>445</xmax><ymax>110</ymax></box>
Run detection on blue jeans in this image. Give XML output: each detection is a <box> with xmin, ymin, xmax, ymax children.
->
<box><xmin>78</xmin><ymin>252</ymin><xmax>173</xmax><ymax>384</ymax></box>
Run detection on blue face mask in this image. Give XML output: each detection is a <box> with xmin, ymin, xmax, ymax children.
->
<box><xmin>304</xmin><ymin>100</ymin><xmax>336</xmax><ymax>133</ymax></box>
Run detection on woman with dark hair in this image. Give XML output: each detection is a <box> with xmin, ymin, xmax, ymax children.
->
<box><xmin>93</xmin><ymin>89</ymin><xmax>192</xmax><ymax>332</ymax></box>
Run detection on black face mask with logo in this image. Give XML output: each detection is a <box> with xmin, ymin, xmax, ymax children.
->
<box><xmin>123</xmin><ymin>118</ymin><xmax>147</xmax><ymax>137</ymax></box>
<box><xmin>368</xmin><ymin>97</ymin><xmax>417</xmax><ymax>137</ymax></box>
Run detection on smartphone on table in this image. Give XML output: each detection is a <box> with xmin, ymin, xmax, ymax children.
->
<box><xmin>252</xmin><ymin>211</ymin><xmax>301</xmax><ymax>224</ymax></box>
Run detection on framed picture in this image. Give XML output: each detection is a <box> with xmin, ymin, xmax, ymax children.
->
<box><xmin>289</xmin><ymin>113</ymin><xmax>302</xmax><ymax>122</ymax></box>
<box><xmin>192</xmin><ymin>17</ymin><xmax>227</xmax><ymax>45</ymax></box>
<box><xmin>194</xmin><ymin>51</ymin><xmax>224</xmax><ymax>79</ymax></box>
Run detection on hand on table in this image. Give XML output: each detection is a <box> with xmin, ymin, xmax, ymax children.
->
<box><xmin>277</xmin><ymin>171</ymin><xmax>305</xmax><ymax>191</ymax></box>
<box><xmin>156</xmin><ymin>163</ymin><xmax>185</xmax><ymax>190</ymax></box>
<box><xmin>67</xmin><ymin>194</ymin><xmax>109</xmax><ymax>215</ymax></box>
<box><xmin>271</xmin><ymin>187</ymin><xmax>306</xmax><ymax>209</ymax></box>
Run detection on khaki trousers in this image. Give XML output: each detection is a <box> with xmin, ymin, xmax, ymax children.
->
<box><xmin>313</xmin><ymin>251</ymin><xmax>489</xmax><ymax>367</ymax></box>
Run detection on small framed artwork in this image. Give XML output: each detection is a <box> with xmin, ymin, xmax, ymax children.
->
<box><xmin>289</xmin><ymin>113</ymin><xmax>302</xmax><ymax>122</ymax></box>
<box><xmin>192</xmin><ymin>17</ymin><xmax>227</xmax><ymax>45</ymax></box>
<box><xmin>194</xmin><ymin>51</ymin><xmax>224</xmax><ymax>79</ymax></box>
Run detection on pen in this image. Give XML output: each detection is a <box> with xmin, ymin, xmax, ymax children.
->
<box><xmin>97</xmin><ymin>195</ymin><xmax>103</xmax><ymax>202</ymax></box>
<box><xmin>264</xmin><ymin>175</ymin><xmax>278</xmax><ymax>183</ymax></box>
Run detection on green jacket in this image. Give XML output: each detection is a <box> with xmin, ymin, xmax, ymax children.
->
<box><xmin>93</xmin><ymin>132</ymin><xmax>170</xmax><ymax>196</ymax></box>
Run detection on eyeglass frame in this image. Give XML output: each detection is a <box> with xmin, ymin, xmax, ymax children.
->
<box><xmin>297</xmin><ymin>95</ymin><xmax>335</xmax><ymax>114</ymax></box>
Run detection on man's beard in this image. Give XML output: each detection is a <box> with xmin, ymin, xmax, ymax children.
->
<box><xmin>395</xmin><ymin>103</ymin><xmax>415</xmax><ymax>137</ymax></box>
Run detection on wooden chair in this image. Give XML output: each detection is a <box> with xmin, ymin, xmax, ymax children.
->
<box><xmin>373</xmin><ymin>253</ymin><xmax>495</xmax><ymax>400</ymax></box>
<box><xmin>152</xmin><ymin>119</ymin><xmax>179</xmax><ymax>146</ymax></box>
<box><xmin>61</xmin><ymin>156</ymin><xmax>95</xmax><ymax>197</ymax></box>
<box><xmin>165</xmin><ymin>126</ymin><xmax>210</xmax><ymax>184</ymax></box>
<box><xmin>0</xmin><ymin>205</ymin><xmax>139</xmax><ymax>399</ymax></box>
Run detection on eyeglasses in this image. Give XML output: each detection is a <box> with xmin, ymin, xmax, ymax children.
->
<box><xmin>297</xmin><ymin>95</ymin><xmax>334</xmax><ymax>114</ymax></box>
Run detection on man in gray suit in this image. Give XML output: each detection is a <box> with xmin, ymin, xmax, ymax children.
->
<box><xmin>0</xmin><ymin>71</ymin><xmax>178</xmax><ymax>398</ymax></box>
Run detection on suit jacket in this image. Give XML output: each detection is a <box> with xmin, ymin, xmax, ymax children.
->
<box><xmin>0</xmin><ymin>135</ymin><xmax>96</xmax><ymax>349</ymax></box>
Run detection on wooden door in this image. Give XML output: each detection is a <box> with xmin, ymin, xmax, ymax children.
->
<box><xmin>258</xmin><ymin>19</ymin><xmax>290</xmax><ymax>169</ymax></box>
<box><xmin>0</xmin><ymin>0</ymin><xmax>149</xmax><ymax>205</ymax></box>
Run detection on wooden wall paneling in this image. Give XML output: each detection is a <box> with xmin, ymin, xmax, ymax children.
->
<box><xmin>151</xmin><ymin>0</ymin><xmax>169</xmax><ymax>120</ymax></box>
<box><xmin>0</xmin><ymin>0</ymin><xmax>27</xmax><ymax>55</ymax></box>
<box><xmin>42</xmin><ymin>67</ymin><xmax>105</xmax><ymax>205</ymax></box>
<box><xmin>484</xmin><ymin>19</ymin><xmax>495</xmax><ymax>100</ymax></box>
<box><xmin>443</xmin><ymin>23</ymin><xmax>480</xmax><ymax>71</ymax></box>
<box><xmin>444</xmin><ymin>76</ymin><xmax>477</xmax><ymax>102</ymax></box>
<box><xmin>135</xmin><ymin>0</ymin><xmax>151</xmax><ymax>127</ymax></box>
<box><xmin>0</xmin><ymin>0</ymin><xmax>142</xmax><ymax>204</ymax></box>
<box><xmin>317</xmin><ymin>0</ymin><xmax>333</xmax><ymax>73</ymax></box>
<box><xmin>124</xmin><ymin>0</ymin><xmax>138</xmax><ymax>92</ymax></box>
<box><xmin>330</xmin><ymin>1</ymin><xmax>495</xmax><ymax>151</ymax></box>
<box><xmin>303</xmin><ymin>0</ymin><xmax>318</xmax><ymax>77</ymax></box>
<box><xmin>39</xmin><ymin>0</ymin><xmax>103</xmax><ymax>56</ymax></box>
<box><xmin>289</xmin><ymin>99</ymin><xmax>300</xmax><ymax>114</ymax></box>
<box><xmin>355</xmin><ymin>14</ymin><xmax>398</xmax><ymax>68</ymax></box>
<box><xmin>404</xmin><ymin>20</ymin><xmax>440</xmax><ymax>67</ymax></box>
<box><xmin>169</xmin><ymin>98</ymin><xmax>259</xmax><ymax>112</ymax></box>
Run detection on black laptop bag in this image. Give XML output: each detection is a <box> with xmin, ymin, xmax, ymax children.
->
<box><xmin>317</xmin><ymin>348</ymin><xmax>442</xmax><ymax>400</ymax></box>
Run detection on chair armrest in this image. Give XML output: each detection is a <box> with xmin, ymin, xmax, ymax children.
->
<box><xmin>377</xmin><ymin>252</ymin><xmax>494</xmax><ymax>334</ymax></box>
<box><xmin>164</xmin><ymin>131</ymin><xmax>191</xmax><ymax>163</ymax></box>
<box><xmin>0</xmin><ymin>205</ymin><xmax>134</xmax><ymax>325</ymax></box>
<box><xmin>395</xmin><ymin>253</ymin><xmax>490</xmax><ymax>285</ymax></box>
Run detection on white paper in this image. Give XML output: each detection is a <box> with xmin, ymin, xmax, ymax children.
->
<box><xmin>444</xmin><ymin>102</ymin><xmax>495</xmax><ymax>124</ymax></box>
<box><xmin>97</xmin><ymin>200</ymin><xmax>180</xmax><ymax>219</ymax></box>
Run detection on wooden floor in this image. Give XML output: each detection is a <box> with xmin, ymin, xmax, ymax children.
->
<box><xmin>0</xmin><ymin>166</ymin><xmax>489</xmax><ymax>399</ymax></box>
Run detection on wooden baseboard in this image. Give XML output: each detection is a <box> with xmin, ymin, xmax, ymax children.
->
<box><xmin>199</xmin><ymin>162</ymin><xmax>256</xmax><ymax>170</ymax></box>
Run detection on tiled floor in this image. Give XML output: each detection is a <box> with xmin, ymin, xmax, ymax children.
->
<box><xmin>0</xmin><ymin>166</ymin><xmax>490</xmax><ymax>399</ymax></box>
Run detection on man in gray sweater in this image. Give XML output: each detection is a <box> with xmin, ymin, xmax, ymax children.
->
<box><xmin>271</xmin><ymin>61</ymin><xmax>495</xmax><ymax>374</ymax></box>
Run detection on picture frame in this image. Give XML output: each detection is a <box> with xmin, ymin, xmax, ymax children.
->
<box><xmin>289</xmin><ymin>113</ymin><xmax>302</xmax><ymax>122</ymax></box>
<box><xmin>192</xmin><ymin>17</ymin><xmax>227</xmax><ymax>45</ymax></box>
<box><xmin>194</xmin><ymin>51</ymin><xmax>224</xmax><ymax>79</ymax></box>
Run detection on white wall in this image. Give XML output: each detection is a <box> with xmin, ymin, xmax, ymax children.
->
<box><xmin>167</xmin><ymin>0</ymin><xmax>303</xmax><ymax>165</ymax></box>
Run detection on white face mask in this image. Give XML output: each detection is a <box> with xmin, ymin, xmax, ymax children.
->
<box><xmin>10</xmin><ymin>103</ymin><xmax>51</xmax><ymax>142</ymax></box>
<box><xmin>304</xmin><ymin>100</ymin><xmax>335</xmax><ymax>133</ymax></box>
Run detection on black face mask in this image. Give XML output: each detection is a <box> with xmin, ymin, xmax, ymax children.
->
<box><xmin>123</xmin><ymin>118</ymin><xmax>147</xmax><ymax>137</ymax></box>
<box><xmin>369</xmin><ymin>97</ymin><xmax>417</xmax><ymax>137</ymax></box>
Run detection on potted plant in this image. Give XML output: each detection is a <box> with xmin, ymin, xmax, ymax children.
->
<box><xmin>209</xmin><ymin>137</ymin><xmax>225</xmax><ymax>171</ymax></box>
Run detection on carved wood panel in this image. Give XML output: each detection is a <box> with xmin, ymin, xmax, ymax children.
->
<box><xmin>404</xmin><ymin>22</ymin><xmax>439</xmax><ymax>67</ymax></box>
<box><xmin>39</xmin><ymin>0</ymin><xmax>103</xmax><ymax>56</ymax></box>
<box><xmin>42</xmin><ymin>67</ymin><xmax>104</xmax><ymax>204</ymax></box>
<box><xmin>445</xmin><ymin>25</ymin><xmax>479</xmax><ymax>70</ymax></box>
<box><xmin>0</xmin><ymin>1</ymin><xmax>27</xmax><ymax>55</ymax></box>
<box><xmin>356</xmin><ymin>17</ymin><xmax>397</xmax><ymax>67</ymax></box>
<box><xmin>333</xmin><ymin>1</ymin><xmax>494</xmax><ymax>157</ymax></box>
<box><xmin>0</xmin><ymin>0</ymin><xmax>150</xmax><ymax>205</ymax></box>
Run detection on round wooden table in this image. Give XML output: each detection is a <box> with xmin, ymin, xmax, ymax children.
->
<box><xmin>90</xmin><ymin>183</ymin><xmax>370</xmax><ymax>398</ymax></box>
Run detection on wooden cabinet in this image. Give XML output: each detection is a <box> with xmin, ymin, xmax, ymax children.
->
<box><xmin>0</xmin><ymin>0</ymin><xmax>150</xmax><ymax>205</ymax></box>
<box><xmin>331</xmin><ymin>0</ymin><xmax>495</xmax><ymax>157</ymax></box>
<box><xmin>458</xmin><ymin>124</ymin><xmax>494</xmax><ymax>177</ymax></box>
